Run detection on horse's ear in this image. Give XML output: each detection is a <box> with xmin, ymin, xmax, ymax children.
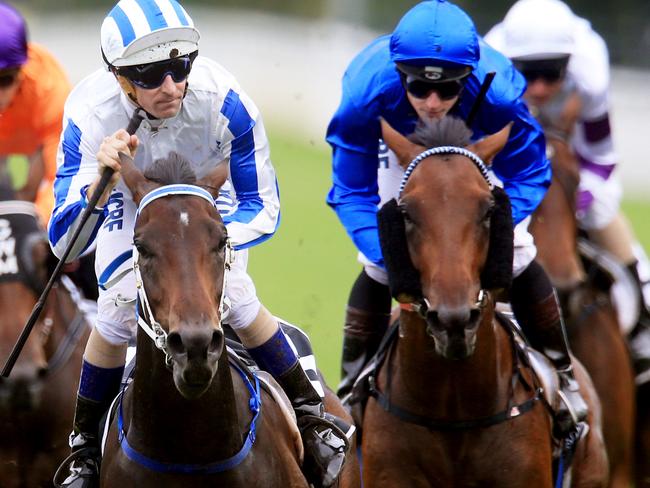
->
<box><xmin>197</xmin><ymin>162</ymin><xmax>229</xmax><ymax>199</ymax></box>
<box><xmin>467</xmin><ymin>122</ymin><xmax>513</xmax><ymax>165</ymax></box>
<box><xmin>119</xmin><ymin>152</ymin><xmax>157</xmax><ymax>205</ymax></box>
<box><xmin>380</xmin><ymin>118</ymin><xmax>426</xmax><ymax>170</ymax></box>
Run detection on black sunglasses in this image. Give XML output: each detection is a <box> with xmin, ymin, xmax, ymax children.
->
<box><xmin>513</xmin><ymin>58</ymin><xmax>568</xmax><ymax>84</ymax></box>
<box><xmin>0</xmin><ymin>69</ymin><xmax>19</xmax><ymax>88</ymax></box>
<box><xmin>116</xmin><ymin>52</ymin><xmax>198</xmax><ymax>89</ymax></box>
<box><xmin>403</xmin><ymin>77</ymin><xmax>465</xmax><ymax>101</ymax></box>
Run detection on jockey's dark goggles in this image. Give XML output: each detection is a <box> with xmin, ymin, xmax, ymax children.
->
<box><xmin>513</xmin><ymin>57</ymin><xmax>569</xmax><ymax>83</ymax></box>
<box><xmin>403</xmin><ymin>75</ymin><xmax>466</xmax><ymax>101</ymax></box>
<box><xmin>0</xmin><ymin>68</ymin><xmax>20</xmax><ymax>88</ymax></box>
<box><xmin>116</xmin><ymin>51</ymin><xmax>198</xmax><ymax>89</ymax></box>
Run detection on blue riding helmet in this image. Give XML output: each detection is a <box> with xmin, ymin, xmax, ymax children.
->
<box><xmin>389</xmin><ymin>0</ymin><xmax>479</xmax><ymax>81</ymax></box>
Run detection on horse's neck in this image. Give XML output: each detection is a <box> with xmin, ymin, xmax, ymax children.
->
<box><xmin>128</xmin><ymin>334</ymin><xmax>244</xmax><ymax>463</ymax></box>
<box><xmin>533</xmin><ymin>173</ymin><xmax>585</xmax><ymax>289</ymax></box>
<box><xmin>391</xmin><ymin>311</ymin><xmax>514</xmax><ymax>418</ymax></box>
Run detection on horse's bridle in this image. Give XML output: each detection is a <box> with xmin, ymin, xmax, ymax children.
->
<box><xmin>133</xmin><ymin>184</ymin><xmax>234</xmax><ymax>365</ymax></box>
<box><xmin>398</xmin><ymin>145</ymin><xmax>494</xmax><ymax>197</ymax></box>
<box><xmin>397</xmin><ymin>146</ymin><xmax>494</xmax><ymax>316</ymax></box>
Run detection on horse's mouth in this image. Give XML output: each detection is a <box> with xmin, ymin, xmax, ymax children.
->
<box><xmin>172</xmin><ymin>364</ymin><xmax>218</xmax><ymax>399</ymax></box>
<box><xmin>428</xmin><ymin>326</ymin><xmax>478</xmax><ymax>360</ymax></box>
<box><xmin>173</xmin><ymin>376</ymin><xmax>213</xmax><ymax>399</ymax></box>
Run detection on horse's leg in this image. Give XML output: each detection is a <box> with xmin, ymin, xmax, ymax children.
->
<box><xmin>566</xmin><ymin>302</ymin><xmax>634</xmax><ymax>488</ymax></box>
<box><xmin>323</xmin><ymin>387</ymin><xmax>361</xmax><ymax>488</ymax></box>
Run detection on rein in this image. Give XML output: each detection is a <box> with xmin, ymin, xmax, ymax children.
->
<box><xmin>117</xmin><ymin>358</ymin><xmax>262</xmax><ymax>474</ymax></box>
<box><xmin>133</xmin><ymin>184</ymin><xmax>234</xmax><ymax>365</ymax></box>
<box><xmin>41</xmin><ymin>276</ymin><xmax>89</xmax><ymax>375</ymax></box>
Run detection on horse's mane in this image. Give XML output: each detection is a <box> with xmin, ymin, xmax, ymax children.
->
<box><xmin>144</xmin><ymin>152</ymin><xmax>197</xmax><ymax>185</ymax></box>
<box><xmin>408</xmin><ymin>116</ymin><xmax>473</xmax><ymax>148</ymax></box>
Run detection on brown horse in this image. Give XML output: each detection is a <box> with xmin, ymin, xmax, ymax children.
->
<box><xmin>0</xmin><ymin>197</ymin><xmax>90</xmax><ymax>488</ymax></box>
<box><xmin>530</xmin><ymin>136</ymin><xmax>635</xmax><ymax>488</ymax></box>
<box><xmin>100</xmin><ymin>154</ymin><xmax>359</xmax><ymax>488</ymax></box>
<box><xmin>360</xmin><ymin>120</ymin><xmax>607</xmax><ymax>487</ymax></box>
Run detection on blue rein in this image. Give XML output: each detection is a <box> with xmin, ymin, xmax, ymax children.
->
<box><xmin>116</xmin><ymin>360</ymin><xmax>262</xmax><ymax>474</ymax></box>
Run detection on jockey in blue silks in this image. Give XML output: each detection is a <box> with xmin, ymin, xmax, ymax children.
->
<box><xmin>327</xmin><ymin>0</ymin><xmax>587</xmax><ymax>437</ymax></box>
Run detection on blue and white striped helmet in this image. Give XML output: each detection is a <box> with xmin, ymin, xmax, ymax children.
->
<box><xmin>101</xmin><ymin>0</ymin><xmax>200</xmax><ymax>67</ymax></box>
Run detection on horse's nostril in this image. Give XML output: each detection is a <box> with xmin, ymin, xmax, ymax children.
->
<box><xmin>426</xmin><ymin>310</ymin><xmax>439</xmax><ymax>325</ymax></box>
<box><xmin>37</xmin><ymin>367</ymin><xmax>49</xmax><ymax>379</ymax></box>
<box><xmin>469</xmin><ymin>308</ymin><xmax>481</xmax><ymax>325</ymax></box>
<box><xmin>209</xmin><ymin>330</ymin><xmax>223</xmax><ymax>354</ymax></box>
<box><xmin>167</xmin><ymin>331</ymin><xmax>185</xmax><ymax>355</ymax></box>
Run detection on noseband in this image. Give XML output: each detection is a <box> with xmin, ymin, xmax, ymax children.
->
<box><xmin>134</xmin><ymin>184</ymin><xmax>234</xmax><ymax>365</ymax></box>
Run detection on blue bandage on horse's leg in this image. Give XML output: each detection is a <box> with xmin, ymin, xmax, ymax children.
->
<box><xmin>247</xmin><ymin>327</ymin><xmax>299</xmax><ymax>378</ymax></box>
<box><xmin>78</xmin><ymin>360</ymin><xmax>125</xmax><ymax>403</ymax></box>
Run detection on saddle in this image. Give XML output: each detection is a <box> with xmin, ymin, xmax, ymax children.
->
<box><xmin>578</xmin><ymin>237</ymin><xmax>639</xmax><ymax>335</ymax></box>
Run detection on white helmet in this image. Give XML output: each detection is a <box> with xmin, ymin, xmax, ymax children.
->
<box><xmin>499</xmin><ymin>0</ymin><xmax>578</xmax><ymax>60</ymax></box>
<box><xmin>101</xmin><ymin>0</ymin><xmax>200</xmax><ymax>67</ymax></box>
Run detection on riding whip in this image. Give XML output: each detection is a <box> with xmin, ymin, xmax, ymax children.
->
<box><xmin>466</xmin><ymin>71</ymin><xmax>496</xmax><ymax>128</ymax></box>
<box><xmin>1</xmin><ymin>110</ymin><xmax>144</xmax><ymax>378</ymax></box>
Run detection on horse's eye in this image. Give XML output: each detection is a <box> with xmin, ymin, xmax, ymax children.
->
<box><xmin>482</xmin><ymin>206</ymin><xmax>494</xmax><ymax>226</ymax></box>
<box><xmin>135</xmin><ymin>242</ymin><xmax>155</xmax><ymax>259</ymax></box>
<box><xmin>213</xmin><ymin>236</ymin><xmax>227</xmax><ymax>255</ymax></box>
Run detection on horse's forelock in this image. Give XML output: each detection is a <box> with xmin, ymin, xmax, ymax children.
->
<box><xmin>408</xmin><ymin>116</ymin><xmax>473</xmax><ymax>149</ymax></box>
<box><xmin>143</xmin><ymin>152</ymin><xmax>197</xmax><ymax>185</ymax></box>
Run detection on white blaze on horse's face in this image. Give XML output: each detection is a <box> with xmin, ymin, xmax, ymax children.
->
<box><xmin>179</xmin><ymin>211</ymin><xmax>189</xmax><ymax>226</ymax></box>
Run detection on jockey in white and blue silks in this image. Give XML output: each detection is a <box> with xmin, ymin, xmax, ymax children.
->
<box><xmin>328</xmin><ymin>0</ymin><xmax>587</xmax><ymax>436</ymax></box>
<box><xmin>50</xmin><ymin>1</ymin><xmax>349</xmax><ymax>487</ymax></box>
<box><xmin>485</xmin><ymin>0</ymin><xmax>650</xmax><ymax>384</ymax></box>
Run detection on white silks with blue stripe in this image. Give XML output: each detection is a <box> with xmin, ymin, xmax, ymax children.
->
<box><xmin>101</xmin><ymin>0</ymin><xmax>199</xmax><ymax>67</ymax></box>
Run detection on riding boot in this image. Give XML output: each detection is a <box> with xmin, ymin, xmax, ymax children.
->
<box><xmin>626</xmin><ymin>261</ymin><xmax>650</xmax><ymax>384</ymax></box>
<box><xmin>53</xmin><ymin>361</ymin><xmax>124</xmax><ymax>488</ymax></box>
<box><xmin>337</xmin><ymin>306</ymin><xmax>390</xmax><ymax>400</ymax></box>
<box><xmin>337</xmin><ymin>270</ymin><xmax>392</xmax><ymax>400</ymax></box>
<box><xmin>511</xmin><ymin>262</ymin><xmax>588</xmax><ymax>437</ymax></box>
<box><xmin>248</xmin><ymin>328</ymin><xmax>350</xmax><ymax>488</ymax></box>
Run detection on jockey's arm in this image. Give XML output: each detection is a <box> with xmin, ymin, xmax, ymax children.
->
<box><xmin>326</xmin><ymin>91</ymin><xmax>384</xmax><ymax>267</ymax></box>
<box><xmin>48</xmin><ymin>116</ymin><xmax>108</xmax><ymax>262</ymax></box>
<box><xmin>218</xmin><ymin>90</ymin><xmax>280</xmax><ymax>251</ymax></box>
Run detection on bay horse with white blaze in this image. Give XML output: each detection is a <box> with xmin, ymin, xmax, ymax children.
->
<box><xmin>100</xmin><ymin>153</ymin><xmax>359</xmax><ymax>487</ymax></box>
<box><xmin>530</xmin><ymin>134</ymin><xmax>635</xmax><ymax>488</ymax></box>
<box><xmin>359</xmin><ymin>119</ymin><xmax>607</xmax><ymax>487</ymax></box>
<box><xmin>0</xmin><ymin>187</ymin><xmax>90</xmax><ymax>488</ymax></box>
